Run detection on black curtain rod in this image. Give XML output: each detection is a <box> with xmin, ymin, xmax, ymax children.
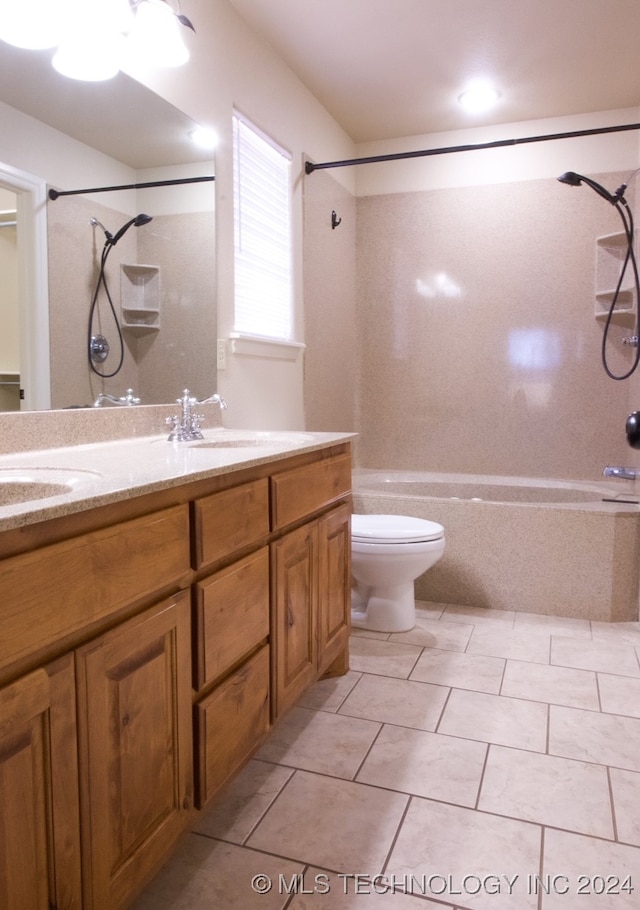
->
<box><xmin>305</xmin><ymin>122</ymin><xmax>640</xmax><ymax>174</ymax></box>
<box><xmin>48</xmin><ymin>174</ymin><xmax>215</xmax><ymax>200</ymax></box>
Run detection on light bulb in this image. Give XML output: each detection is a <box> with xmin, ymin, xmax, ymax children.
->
<box><xmin>0</xmin><ymin>0</ymin><xmax>72</xmax><ymax>49</ymax></box>
<box><xmin>125</xmin><ymin>0</ymin><xmax>189</xmax><ymax>69</ymax></box>
<box><xmin>458</xmin><ymin>82</ymin><xmax>501</xmax><ymax>113</ymax></box>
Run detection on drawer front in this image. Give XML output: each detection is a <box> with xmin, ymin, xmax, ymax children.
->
<box><xmin>194</xmin><ymin>547</ymin><xmax>270</xmax><ymax>691</ymax></box>
<box><xmin>270</xmin><ymin>453</ymin><xmax>351</xmax><ymax>530</ymax></box>
<box><xmin>193</xmin><ymin>478</ymin><xmax>270</xmax><ymax>569</ymax></box>
<box><xmin>195</xmin><ymin>644</ymin><xmax>270</xmax><ymax>807</ymax></box>
<box><xmin>0</xmin><ymin>505</ymin><xmax>190</xmax><ymax>672</ymax></box>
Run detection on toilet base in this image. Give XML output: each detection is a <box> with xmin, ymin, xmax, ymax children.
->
<box><xmin>351</xmin><ymin>582</ymin><xmax>416</xmax><ymax>633</ymax></box>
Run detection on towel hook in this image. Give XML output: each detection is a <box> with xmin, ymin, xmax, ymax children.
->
<box><xmin>331</xmin><ymin>210</ymin><xmax>342</xmax><ymax>229</ymax></box>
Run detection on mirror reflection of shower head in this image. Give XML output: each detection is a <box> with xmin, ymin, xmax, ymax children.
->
<box><xmin>109</xmin><ymin>213</ymin><xmax>153</xmax><ymax>247</ymax></box>
<box><xmin>89</xmin><ymin>216</ymin><xmax>112</xmax><ymax>242</ymax></box>
<box><xmin>556</xmin><ymin>171</ymin><xmax>618</xmax><ymax>204</ymax></box>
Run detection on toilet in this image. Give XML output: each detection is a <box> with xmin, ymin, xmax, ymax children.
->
<box><xmin>351</xmin><ymin>514</ymin><xmax>445</xmax><ymax>633</ymax></box>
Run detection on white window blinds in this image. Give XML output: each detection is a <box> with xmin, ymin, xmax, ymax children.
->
<box><xmin>233</xmin><ymin>113</ymin><xmax>293</xmax><ymax>340</ymax></box>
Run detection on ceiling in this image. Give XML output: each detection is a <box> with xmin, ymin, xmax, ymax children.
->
<box><xmin>227</xmin><ymin>0</ymin><xmax>640</xmax><ymax>143</ymax></box>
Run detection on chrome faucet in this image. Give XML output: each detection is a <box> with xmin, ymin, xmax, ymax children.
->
<box><xmin>166</xmin><ymin>389</ymin><xmax>228</xmax><ymax>442</ymax></box>
<box><xmin>603</xmin><ymin>466</ymin><xmax>639</xmax><ymax>480</ymax></box>
<box><xmin>93</xmin><ymin>388</ymin><xmax>141</xmax><ymax>407</ymax></box>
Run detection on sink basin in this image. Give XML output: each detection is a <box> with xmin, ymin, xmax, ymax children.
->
<box><xmin>0</xmin><ymin>468</ymin><xmax>101</xmax><ymax>506</ymax></box>
<box><xmin>192</xmin><ymin>432</ymin><xmax>316</xmax><ymax>449</ymax></box>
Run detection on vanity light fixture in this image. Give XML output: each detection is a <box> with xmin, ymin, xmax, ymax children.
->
<box><xmin>457</xmin><ymin>81</ymin><xmax>501</xmax><ymax>113</ymax></box>
<box><xmin>0</xmin><ymin>0</ymin><xmax>194</xmax><ymax>81</ymax></box>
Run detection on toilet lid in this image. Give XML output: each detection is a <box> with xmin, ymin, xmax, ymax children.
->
<box><xmin>352</xmin><ymin>514</ymin><xmax>444</xmax><ymax>543</ymax></box>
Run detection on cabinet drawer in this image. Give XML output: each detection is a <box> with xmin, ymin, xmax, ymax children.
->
<box><xmin>270</xmin><ymin>453</ymin><xmax>351</xmax><ymax>530</ymax></box>
<box><xmin>193</xmin><ymin>479</ymin><xmax>270</xmax><ymax>568</ymax></box>
<box><xmin>0</xmin><ymin>505</ymin><xmax>190</xmax><ymax>672</ymax></box>
<box><xmin>194</xmin><ymin>547</ymin><xmax>270</xmax><ymax>691</ymax></box>
<box><xmin>195</xmin><ymin>644</ymin><xmax>270</xmax><ymax>807</ymax></box>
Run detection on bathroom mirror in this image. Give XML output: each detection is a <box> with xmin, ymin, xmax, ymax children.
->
<box><xmin>0</xmin><ymin>41</ymin><xmax>216</xmax><ymax>410</ymax></box>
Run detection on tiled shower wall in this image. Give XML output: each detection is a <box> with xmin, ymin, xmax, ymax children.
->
<box><xmin>305</xmin><ymin>170</ymin><xmax>640</xmax><ymax>481</ymax></box>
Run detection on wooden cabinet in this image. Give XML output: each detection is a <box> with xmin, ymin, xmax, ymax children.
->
<box><xmin>75</xmin><ymin>591</ymin><xmax>193</xmax><ymax>910</ymax></box>
<box><xmin>0</xmin><ymin>654</ymin><xmax>82</xmax><ymax>910</ymax></box>
<box><xmin>0</xmin><ymin>441</ymin><xmax>352</xmax><ymax>907</ymax></box>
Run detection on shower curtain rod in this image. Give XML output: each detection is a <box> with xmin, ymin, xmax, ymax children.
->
<box><xmin>304</xmin><ymin>122</ymin><xmax>640</xmax><ymax>174</ymax></box>
<box><xmin>48</xmin><ymin>174</ymin><xmax>214</xmax><ymax>200</ymax></box>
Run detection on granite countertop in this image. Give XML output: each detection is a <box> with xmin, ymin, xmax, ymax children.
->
<box><xmin>0</xmin><ymin>428</ymin><xmax>355</xmax><ymax>533</ymax></box>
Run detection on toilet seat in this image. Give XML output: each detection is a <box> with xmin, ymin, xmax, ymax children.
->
<box><xmin>352</xmin><ymin>514</ymin><xmax>444</xmax><ymax>544</ymax></box>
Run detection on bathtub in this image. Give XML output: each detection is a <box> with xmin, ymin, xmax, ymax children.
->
<box><xmin>352</xmin><ymin>469</ymin><xmax>640</xmax><ymax>622</ymax></box>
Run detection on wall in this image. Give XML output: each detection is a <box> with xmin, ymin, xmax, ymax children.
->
<box><xmin>345</xmin><ymin>111</ymin><xmax>640</xmax><ymax>480</ymax></box>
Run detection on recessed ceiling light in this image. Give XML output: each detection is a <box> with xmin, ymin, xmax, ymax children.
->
<box><xmin>189</xmin><ymin>126</ymin><xmax>218</xmax><ymax>150</ymax></box>
<box><xmin>458</xmin><ymin>82</ymin><xmax>501</xmax><ymax>113</ymax></box>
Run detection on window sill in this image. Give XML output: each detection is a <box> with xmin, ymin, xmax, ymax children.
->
<box><xmin>229</xmin><ymin>333</ymin><xmax>306</xmax><ymax>361</ymax></box>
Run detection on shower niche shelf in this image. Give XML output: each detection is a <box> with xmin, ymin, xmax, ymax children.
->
<box><xmin>120</xmin><ymin>263</ymin><xmax>160</xmax><ymax>335</ymax></box>
<box><xmin>595</xmin><ymin>232</ymin><xmax>635</xmax><ymax>318</ymax></box>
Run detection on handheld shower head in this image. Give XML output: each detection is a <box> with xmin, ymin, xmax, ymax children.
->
<box><xmin>108</xmin><ymin>213</ymin><xmax>153</xmax><ymax>247</ymax></box>
<box><xmin>556</xmin><ymin>171</ymin><xmax>618</xmax><ymax>204</ymax></box>
<box><xmin>89</xmin><ymin>217</ymin><xmax>113</xmax><ymax>242</ymax></box>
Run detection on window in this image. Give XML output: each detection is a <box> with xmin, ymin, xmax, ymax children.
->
<box><xmin>233</xmin><ymin>112</ymin><xmax>292</xmax><ymax>340</ymax></box>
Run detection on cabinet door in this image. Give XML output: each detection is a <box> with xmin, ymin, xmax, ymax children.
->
<box><xmin>76</xmin><ymin>591</ymin><xmax>193</xmax><ymax>910</ymax></box>
<box><xmin>0</xmin><ymin>655</ymin><xmax>82</xmax><ymax>910</ymax></box>
<box><xmin>271</xmin><ymin>523</ymin><xmax>319</xmax><ymax>718</ymax></box>
<box><xmin>317</xmin><ymin>503</ymin><xmax>351</xmax><ymax>677</ymax></box>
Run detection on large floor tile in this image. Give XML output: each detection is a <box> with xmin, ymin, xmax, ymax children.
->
<box><xmin>338</xmin><ymin>673</ymin><xmax>449</xmax><ymax>731</ymax></box>
<box><xmin>551</xmin><ymin>637</ymin><xmax>640</xmax><ymax>677</ymax></box>
<box><xmin>387</xmin><ymin>798</ymin><xmax>541</xmax><ymax>909</ymax></box>
<box><xmin>598</xmin><ymin>673</ymin><xmax>640</xmax><ymax>718</ymax></box>
<box><xmin>549</xmin><ymin>705</ymin><xmax>640</xmax><ymax>772</ymax></box>
<box><xmin>467</xmin><ymin>626</ymin><xmax>551</xmax><ymax>664</ymax></box>
<box><xmin>349</xmin><ymin>637</ymin><xmax>423</xmax><ymax>679</ymax></box>
<box><xmin>513</xmin><ymin>613</ymin><xmax>592</xmax><ymax>639</ymax></box>
<box><xmin>389</xmin><ymin>616</ymin><xmax>473</xmax><ymax>651</ymax></box>
<box><xmin>501</xmin><ymin>660</ymin><xmax>599</xmax><ymax>711</ymax></box>
<box><xmin>247</xmin><ymin>771</ymin><xmax>409</xmax><ymax>874</ymax></box>
<box><xmin>131</xmin><ymin>836</ymin><xmax>302</xmax><ymax>910</ymax></box>
<box><xmin>441</xmin><ymin>605</ymin><xmax>515</xmax><ymax>626</ymax></box>
<box><xmin>591</xmin><ymin>621</ymin><xmax>640</xmax><ymax>648</ymax></box>
<box><xmin>288</xmin><ymin>868</ymin><xmax>457</xmax><ymax>908</ymax></box>
<box><xmin>193</xmin><ymin>759</ymin><xmax>294</xmax><ymax>844</ymax></box>
<box><xmin>479</xmin><ymin>745</ymin><xmax>613</xmax><ymax>838</ymax></box>
<box><xmin>437</xmin><ymin>689</ymin><xmax>547</xmax><ymax>752</ymax></box>
<box><xmin>255</xmin><ymin>706</ymin><xmax>380</xmax><ymax>779</ymax></box>
<box><xmin>357</xmin><ymin>724</ymin><xmax>486</xmax><ymax>807</ymax></box>
<box><xmin>541</xmin><ymin>829</ymin><xmax>640</xmax><ymax>908</ymax></box>
<box><xmin>296</xmin><ymin>670</ymin><xmax>362</xmax><ymax>712</ymax></box>
<box><xmin>610</xmin><ymin>768</ymin><xmax>640</xmax><ymax>846</ymax></box>
<box><xmin>410</xmin><ymin>648</ymin><xmax>505</xmax><ymax>694</ymax></box>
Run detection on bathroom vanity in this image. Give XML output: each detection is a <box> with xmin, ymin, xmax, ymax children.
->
<box><xmin>0</xmin><ymin>427</ymin><xmax>353</xmax><ymax>910</ymax></box>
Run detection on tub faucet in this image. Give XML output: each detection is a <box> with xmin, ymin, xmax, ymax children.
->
<box><xmin>166</xmin><ymin>389</ymin><xmax>228</xmax><ymax>442</ymax></box>
<box><xmin>93</xmin><ymin>388</ymin><xmax>141</xmax><ymax>407</ymax></box>
<box><xmin>603</xmin><ymin>466</ymin><xmax>639</xmax><ymax>480</ymax></box>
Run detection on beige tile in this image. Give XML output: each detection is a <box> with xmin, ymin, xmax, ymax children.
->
<box><xmin>591</xmin><ymin>621</ymin><xmax>640</xmax><ymax>648</ymax></box>
<box><xmin>387</xmin><ymin>798</ymin><xmax>541</xmax><ymax>909</ymax></box>
<box><xmin>338</xmin><ymin>673</ymin><xmax>449</xmax><ymax>731</ymax></box>
<box><xmin>414</xmin><ymin>600</ymin><xmax>447</xmax><ymax>619</ymax></box>
<box><xmin>541</xmin><ymin>829</ymin><xmax>640</xmax><ymax>908</ymax></box>
<box><xmin>467</xmin><ymin>626</ymin><xmax>551</xmax><ymax>664</ymax></box>
<box><xmin>410</xmin><ymin>648</ymin><xmax>505</xmax><ymax>694</ymax></box>
<box><xmin>549</xmin><ymin>705</ymin><xmax>640</xmax><ymax>772</ymax></box>
<box><xmin>441</xmin><ymin>604</ymin><xmax>516</xmax><ymax>626</ymax></box>
<box><xmin>255</xmin><ymin>706</ymin><xmax>379</xmax><ymax>779</ymax></box>
<box><xmin>296</xmin><ymin>670</ymin><xmax>362</xmax><ymax>712</ymax></box>
<box><xmin>288</xmin><ymin>868</ymin><xmax>456</xmax><ymax>908</ymax></box>
<box><xmin>479</xmin><ymin>745</ymin><xmax>613</xmax><ymax>838</ymax></box>
<box><xmin>247</xmin><ymin>771</ymin><xmax>409</xmax><ymax>873</ymax></box>
<box><xmin>438</xmin><ymin>689</ymin><xmax>547</xmax><ymax>752</ymax></box>
<box><xmin>131</xmin><ymin>836</ymin><xmax>302</xmax><ymax>910</ymax></box>
<box><xmin>513</xmin><ymin>613</ymin><xmax>592</xmax><ymax>639</ymax></box>
<box><xmin>350</xmin><ymin>628</ymin><xmax>392</xmax><ymax>641</ymax></box>
<box><xmin>599</xmin><ymin>674</ymin><xmax>640</xmax><ymax>718</ymax></box>
<box><xmin>349</xmin><ymin>637</ymin><xmax>423</xmax><ymax>679</ymax></box>
<box><xmin>389</xmin><ymin>617</ymin><xmax>473</xmax><ymax>651</ymax></box>
<box><xmin>357</xmin><ymin>724</ymin><xmax>486</xmax><ymax>807</ymax></box>
<box><xmin>551</xmin><ymin>637</ymin><xmax>640</xmax><ymax>677</ymax></box>
<box><xmin>610</xmin><ymin>768</ymin><xmax>640</xmax><ymax>846</ymax></box>
<box><xmin>193</xmin><ymin>760</ymin><xmax>294</xmax><ymax>844</ymax></box>
<box><xmin>502</xmin><ymin>660</ymin><xmax>599</xmax><ymax>710</ymax></box>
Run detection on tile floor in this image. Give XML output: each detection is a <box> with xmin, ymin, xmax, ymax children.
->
<box><xmin>133</xmin><ymin>602</ymin><xmax>640</xmax><ymax>909</ymax></box>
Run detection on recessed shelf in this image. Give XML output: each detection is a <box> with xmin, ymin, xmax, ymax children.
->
<box><xmin>121</xmin><ymin>264</ymin><xmax>160</xmax><ymax>332</ymax></box>
<box><xmin>595</xmin><ymin>233</ymin><xmax>635</xmax><ymax>319</ymax></box>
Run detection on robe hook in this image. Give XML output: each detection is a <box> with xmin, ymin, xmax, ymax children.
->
<box><xmin>331</xmin><ymin>210</ymin><xmax>342</xmax><ymax>229</ymax></box>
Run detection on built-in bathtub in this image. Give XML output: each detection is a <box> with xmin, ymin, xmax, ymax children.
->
<box><xmin>352</xmin><ymin>469</ymin><xmax>640</xmax><ymax>622</ymax></box>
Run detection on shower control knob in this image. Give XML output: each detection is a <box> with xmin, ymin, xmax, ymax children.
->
<box><xmin>626</xmin><ymin>411</ymin><xmax>640</xmax><ymax>449</ymax></box>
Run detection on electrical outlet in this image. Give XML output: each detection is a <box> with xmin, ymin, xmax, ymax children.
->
<box><xmin>217</xmin><ymin>338</ymin><xmax>227</xmax><ymax>370</ymax></box>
